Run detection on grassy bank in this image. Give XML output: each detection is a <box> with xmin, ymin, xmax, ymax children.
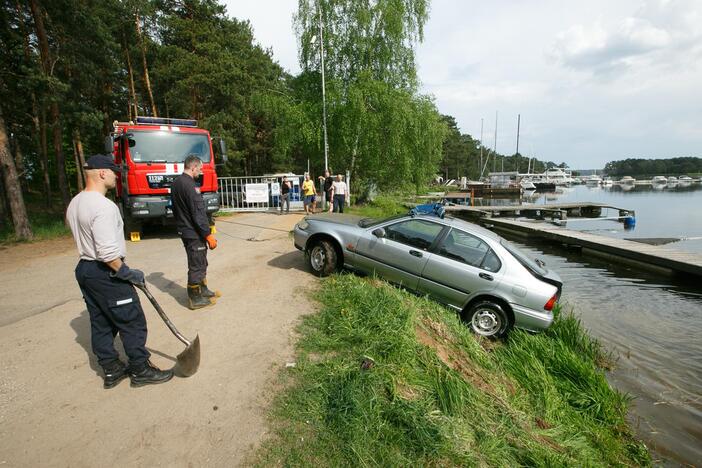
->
<box><xmin>346</xmin><ymin>193</ymin><xmax>408</xmax><ymax>219</ymax></box>
<box><xmin>254</xmin><ymin>274</ymin><xmax>650</xmax><ymax>466</ymax></box>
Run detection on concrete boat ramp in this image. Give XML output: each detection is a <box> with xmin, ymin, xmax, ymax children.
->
<box><xmin>444</xmin><ymin>203</ymin><xmax>702</xmax><ymax>278</ymax></box>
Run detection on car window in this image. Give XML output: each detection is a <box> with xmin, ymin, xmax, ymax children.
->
<box><xmin>438</xmin><ymin>228</ymin><xmax>501</xmax><ymax>271</ymax></box>
<box><xmin>384</xmin><ymin>219</ymin><xmax>444</xmax><ymax>250</ymax></box>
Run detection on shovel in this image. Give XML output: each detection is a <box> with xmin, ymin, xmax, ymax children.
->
<box><xmin>135</xmin><ymin>283</ymin><xmax>200</xmax><ymax>377</ymax></box>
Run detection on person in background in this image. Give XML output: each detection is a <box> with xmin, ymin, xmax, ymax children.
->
<box><xmin>280</xmin><ymin>176</ymin><xmax>291</xmax><ymax>214</ymax></box>
<box><xmin>331</xmin><ymin>174</ymin><xmax>349</xmax><ymax>213</ymax></box>
<box><xmin>318</xmin><ymin>170</ymin><xmax>334</xmax><ymax>213</ymax></box>
<box><xmin>67</xmin><ymin>154</ymin><xmax>173</xmax><ymax>388</ymax></box>
<box><xmin>302</xmin><ymin>173</ymin><xmax>316</xmax><ymax>214</ymax></box>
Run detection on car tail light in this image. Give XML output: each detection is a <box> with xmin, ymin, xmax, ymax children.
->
<box><xmin>544</xmin><ymin>294</ymin><xmax>558</xmax><ymax>311</ymax></box>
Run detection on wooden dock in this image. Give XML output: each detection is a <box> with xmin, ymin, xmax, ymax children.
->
<box><xmin>473</xmin><ymin>217</ymin><xmax>702</xmax><ymax>278</ymax></box>
<box><xmin>445</xmin><ymin>202</ymin><xmax>634</xmax><ymax>222</ymax></box>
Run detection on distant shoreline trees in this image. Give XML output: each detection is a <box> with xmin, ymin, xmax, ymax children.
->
<box><xmin>604</xmin><ymin>157</ymin><xmax>702</xmax><ymax>177</ymax></box>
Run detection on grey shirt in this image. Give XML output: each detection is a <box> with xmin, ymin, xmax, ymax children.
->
<box><xmin>66</xmin><ymin>191</ymin><xmax>126</xmax><ymax>262</ymax></box>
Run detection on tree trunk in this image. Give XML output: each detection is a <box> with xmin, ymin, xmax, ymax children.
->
<box><xmin>13</xmin><ymin>138</ymin><xmax>28</xmax><ymax>192</ymax></box>
<box><xmin>17</xmin><ymin>0</ymin><xmax>50</xmax><ymax>203</ymax></box>
<box><xmin>102</xmin><ymin>80</ymin><xmax>113</xmax><ymax>137</ymax></box>
<box><xmin>29</xmin><ymin>0</ymin><xmax>70</xmax><ymax>207</ymax></box>
<box><xmin>72</xmin><ymin>129</ymin><xmax>85</xmax><ymax>191</ymax></box>
<box><xmin>349</xmin><ymin>120</ymin><xmax>361</xmax><ymax>183</ymax></box>
<box><xmin>135</xmin><ymin>13</ymin><xmax>158</xmax><ymax>117</ymax></box>
<box><xmin>39</xmin><ymin>108</ymin><xmax>51</xmax><ymax>206</ymax></box>
<box><xmin>0</xmin><ymin>108</ymin><xmax>33</xmax><ymax>240</ymax></box>
<box><xmin>122</xmin><ymin>32</ymin><xmax>139</xmax><ymax>120</ymax></box>
<box><xmin>49</xmin><ymin>103</ymin><xmax>70</xmax><ymax>206</ymax></box>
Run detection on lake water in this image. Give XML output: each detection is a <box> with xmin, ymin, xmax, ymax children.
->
<box><xmin>479</xmin><ymin>183</ymin><xmax>702</xmax><ymax>465</ymax></box>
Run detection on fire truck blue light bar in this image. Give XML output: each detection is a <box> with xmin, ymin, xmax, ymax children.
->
<box><xmin>135</xmin><ymin>116</ymin><xmax>198</xmax><ymax>127</ymax></box>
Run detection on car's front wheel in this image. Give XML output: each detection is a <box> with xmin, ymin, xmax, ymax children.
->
<box><xmin>307</xmin><ymin>239</ymin><xmax>339</xmax><ymax>276</ymax></box>
<box><xmin>464</xmin><ymin>301</ymin><xmax>510</xmax><ymax>338</ymax></box>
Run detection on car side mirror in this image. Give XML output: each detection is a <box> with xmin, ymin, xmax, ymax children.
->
<box><xmin>104</xmin><ymin>135</ymin><xmax>114</xmax><ymax>153</ymax></box>
<box><xmin>219</xmin><ymin>139</ymin><xmax>228</xmax><ymax>163</ymax></box>
<box><xmin>372</xmin><ymin>227</ymin><xmax>386</xmax><ymax>238</ymax></box>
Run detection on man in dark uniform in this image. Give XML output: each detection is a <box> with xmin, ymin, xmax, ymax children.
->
<box><xmin>66</xmin><ymin>154</ymin><xmax>173</xmax><ymax>388</ymax></box>
<box><xmin>319</xmin><ymin>169</ymin><xmax>334</xmax><ymax>213</ymax></box>
<box><xmin>171</xmin><ymin>155</ymin><xmax>219</xmax><ymax>310</ymax></box>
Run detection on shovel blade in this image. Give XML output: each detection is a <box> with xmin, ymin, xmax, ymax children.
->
<box><xmin>175</xmin><ymin>334</ymin><xmax>200</xmax><ymax>377</ymax></box>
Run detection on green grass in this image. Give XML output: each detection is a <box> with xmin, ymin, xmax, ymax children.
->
<box><xmin>346</xmin><ymin>194</ymin><xmax>410</xmax><ymax>219</ymax></box>
<box><xmin>0</xmin><ymin>210</ymin><xmax>70</xmax><ymax>244</ymax></box>
<box><xmin>253</xmin><ymin>274</ymin><xmax>650</xmax><ymax>467</ymax></box>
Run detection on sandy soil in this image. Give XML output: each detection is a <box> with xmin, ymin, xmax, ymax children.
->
<box><xmin>0</xmin><ymin>212</ymin><xmax>314</xmax><ymax>467</ymax></box>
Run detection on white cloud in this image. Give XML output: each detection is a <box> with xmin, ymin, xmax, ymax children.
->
<box><xmin>550</xmin><ymin>0</ymin><xmax>701</xmax><ymax>77</ymax></box>
<box><xmin>221</xmin><ymin>0</ymin><xmax>701</xmax><ymax>169</ymax></box>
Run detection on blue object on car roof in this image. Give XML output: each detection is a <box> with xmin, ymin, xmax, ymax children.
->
<box><xmin>409</xmin><ymin>203</ymin><xmax>445</xmax><ymax>219</ymax></box>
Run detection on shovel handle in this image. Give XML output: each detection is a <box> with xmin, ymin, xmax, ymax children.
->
<box><xmin>135</xmin><ymin>283</ymin><xmax>191</xmax><ymax>347</ymax></box>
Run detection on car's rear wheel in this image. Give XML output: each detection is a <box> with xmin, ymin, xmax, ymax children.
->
<box><xmin>464</xmin><ymin>301</ymin><xmax>510</xmax><ymax>338</ymax></box>
<box><xmin>307</xmin><ymin>239</ymin><xmax>338</xmax><ymax>276</ymax></box>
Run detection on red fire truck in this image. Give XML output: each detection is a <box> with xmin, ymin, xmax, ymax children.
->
<box><xmin>105</xmin><ymin>116</ymin><xmax>227</xmax><ymax>241</ymax></box>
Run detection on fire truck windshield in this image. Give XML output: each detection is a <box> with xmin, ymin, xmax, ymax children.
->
<box><xmin>127</xmin><ymin>131</ymin><xmax>211</xmax><ymax>163</ymax></box>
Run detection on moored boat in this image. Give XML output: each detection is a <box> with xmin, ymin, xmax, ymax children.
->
<box><xmin>585</xmin><ymin>175</ymin><xmax>602</xmax><ymax>185</ymax></box>
<box><xmin>620</xmin><ymin>176</ymin><xmax>636</xmax><ymax>185</ymax></box>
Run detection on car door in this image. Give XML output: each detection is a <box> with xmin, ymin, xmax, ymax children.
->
<box><xmin>418</xmin><ymin>227</ymin><xmax>503</xmax><ymax>309</ymax></box>
<box><xmin>354</xmin><ymin>218</ymin><xmax>446</xmax><ymax>291</ymax></box>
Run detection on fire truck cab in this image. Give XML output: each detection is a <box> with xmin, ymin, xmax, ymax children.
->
<box><xmin>105</xmin><ymin>116</ymin><xmax>226</xmax><ymax>241</ymax></box>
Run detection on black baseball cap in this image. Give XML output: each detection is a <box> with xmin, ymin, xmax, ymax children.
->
<box><xmin>84</xmin><ymin>154</ymin><xmax>120</xmax><ymax>171</ymax></box>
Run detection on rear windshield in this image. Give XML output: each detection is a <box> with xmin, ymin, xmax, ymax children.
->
<box><xmin>500</xmin><ymin>240</ymin><xmax>548</xmax><ymax>276</ymax></box>
<box><xmin>127</xmin><ymin>131</ymin><xmax>211</xmax><ymax>163</ymax></box>
<box><xmin>358</xmin><ymin>214</ymin><xmax>406</xmax><ymax>228</ymax></box>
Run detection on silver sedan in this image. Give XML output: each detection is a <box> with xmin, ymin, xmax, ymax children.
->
<box><xmin>293</xmin><ymin>212</ymin><xmax>562</xmax><ymax>338</ymax></box>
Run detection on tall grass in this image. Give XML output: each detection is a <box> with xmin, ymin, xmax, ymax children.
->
<box><xmin>254</xmin><ymin>274</ymin><xmax>650</xmax><ymax>467</ymax></box>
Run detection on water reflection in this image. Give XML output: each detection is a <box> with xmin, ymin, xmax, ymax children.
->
<box><xmin>496</xmin><ymin>202</ymin><xmax>702</xmax><ymax>466</ymax></box>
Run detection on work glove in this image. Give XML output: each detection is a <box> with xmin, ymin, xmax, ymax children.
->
<box><xmin>205</xmin><ymin>234</ymin><xmax>218</xmax><ymax>250</ymax></box>
<box><xmin>111</xmin><ymin>263</ymin><xmax>145</xmax><ymax>286</ymax></box>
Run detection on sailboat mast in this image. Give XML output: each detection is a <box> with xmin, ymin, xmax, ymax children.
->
<box><xmin>479</xmin><ymin>118</ymin><xmax>484</xmax><ymax>180</ymax></box>
<box><xmin>515</xmin><ymin>114</ymin><xmax>521</xmax><ymax>172</ymax></box>
<box><xmin>493</xmin><ymin>111</ymin><xmax>498</xmax><ymax>173</ymax></box>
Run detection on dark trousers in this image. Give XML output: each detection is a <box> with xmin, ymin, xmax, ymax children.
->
<box><xmin>183</xmin><ymin>237</ymin><xmax>208</xmax><ymax>284</ymax></box>
<box><xmin>75</xmin><ymin>260</ymin><xmax>150</xmax><ymax>371</ymax></box>
<box><xmin>280</xmin><ymin>193</ymin><xmax>290</xmax><ymax>212</ymax></box>
<box><xmin>333</xmin><ymin>194</ymin><xmax>345</xmax><ymax>213</ymax></box>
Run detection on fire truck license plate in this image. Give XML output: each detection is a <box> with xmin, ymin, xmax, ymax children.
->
<box><xmin>147</xmin><ymin>174</ymin><xmax>177</xmax><ymax>188</ymax></box>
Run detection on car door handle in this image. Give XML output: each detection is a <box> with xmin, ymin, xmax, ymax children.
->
<box><xmin>409</xmin><ymin>250</ymin><xmax>423</xmax><ymax>258</ymax></box>
<box><xmin>479</xmin><ymin>272</ymin><xmax>493</xmax><ymax>281</ymax></box>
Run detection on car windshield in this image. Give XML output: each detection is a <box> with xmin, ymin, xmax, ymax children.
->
<box><xmin>500</xmin><ymin>239</ymin><xmax>548</xmax><ymax>276</ymax></box>
<box><xmin>358</xmin><ymin>213</ymin><xmax>407</xmax><ymax>228</ymax></box>
<box><xmin>127</xmin><ymin>131</ymin><xmax>211</xmax><ymax>163</ymax></box>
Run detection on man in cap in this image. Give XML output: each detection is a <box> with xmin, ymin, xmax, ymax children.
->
<box><xmin>171</xmin><ymin>154</ymin><xmax>219</xmax><ymax>309</ymax></box>
<box><xmin>66</xmin><ymin>154</ymin><xmax>173</xmax><ymax>388</ymax></box>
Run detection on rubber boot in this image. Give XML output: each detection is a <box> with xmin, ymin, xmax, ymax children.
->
<box><xmin>102</xmin><ymin>359</ymin><xmax>128</xmax><ymax>389</ymax></box>
<box><xmin>188</xmin><ymin>283</ymin><xmax>214</xmax><ymax>310</ymax></box>
<box><xmin>128</xmin><ymin>361</ymin><xmax>174</xmax><ymax>387</ymax></box>
<box><xmin>200</xmin><ymin>279</ymin><xmax>221</xmax><ymax>299</ymax></box>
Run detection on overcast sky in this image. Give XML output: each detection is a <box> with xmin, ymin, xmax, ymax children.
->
<box><xmin>223</xmin><ymin>0</ymin><xmax>701</xmax><ymax>169</ymax></box>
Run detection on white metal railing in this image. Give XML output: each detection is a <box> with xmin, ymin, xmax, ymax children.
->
<box><xmin>217</xmin><ymin>175</ymin><xmax>306</xmax><ymax>212</ymax></box>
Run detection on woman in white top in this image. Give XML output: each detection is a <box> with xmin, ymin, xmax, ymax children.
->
<box><xmin>331</xmin><ymin>174</ymin><xmax>349</xmax><ymax>213</ymax></box>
